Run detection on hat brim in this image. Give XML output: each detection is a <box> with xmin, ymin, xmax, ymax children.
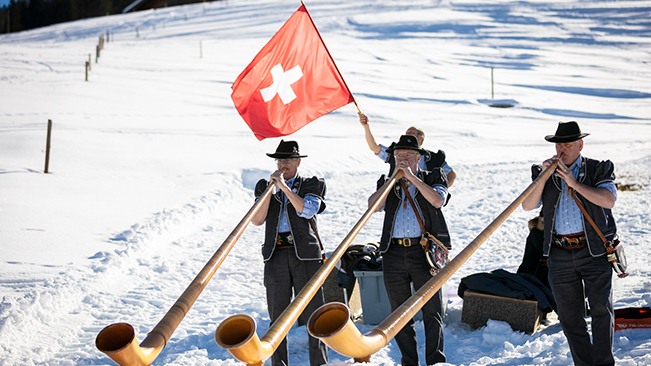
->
<box><xmin>544</xmin><ymin>133</ymin><xmax>590</xmax><ymax>143</ymax></box>
<box><xmin>393</xmin><ymin>146</ymin><xmax>426</xmax><ymax>155</ymax></box>
<box><xmin>266</xmin><ymin>153</ymin><xmax>307</xmax><ymax>159</ymax></box>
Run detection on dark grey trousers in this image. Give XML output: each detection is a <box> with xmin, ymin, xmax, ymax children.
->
<box><xmin>383</xmin><ymin>243</ymin><xmax>445</xmax><ymax>366</ymax></box>
<box><xmin>264</xmin><ymin>248</ymin><xmax>328</xmax><ymax>366</ymax></box>
<box><xmin>549</xmin><ymin>246</ymin><xmax>614</xmax><ymax>366</ymax></box>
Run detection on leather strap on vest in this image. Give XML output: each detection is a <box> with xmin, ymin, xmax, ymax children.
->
<box><xmin>569</xmin><ymin>188</ymin><xmax>613</xmax><ymax>253</ymax></box>
<box><xmin>399</xmin><ymin>179</ymin><xmax>426</xmax><ymax>239</ymax></box>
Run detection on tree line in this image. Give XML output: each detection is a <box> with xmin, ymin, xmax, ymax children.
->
<box><xmin>0</xmin><ymin>0</ymin><xmax>135</xmax><ymax>34</ymax></box>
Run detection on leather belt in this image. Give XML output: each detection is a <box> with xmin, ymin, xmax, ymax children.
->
<box><xmin>552</xmin><ymin>233</ymin><xmax>587</xmax><ymax>248</ymax></box>
<box><xmin>391</xmin><ymin>237</ymin><xmax>421</xmax><ymax>247</ymax></box>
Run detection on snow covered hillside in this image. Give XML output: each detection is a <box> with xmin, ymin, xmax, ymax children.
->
<box><xmin>1</xmin><ymin>0</ymin><xmax>650</xmax><ymax>365</ymax></box>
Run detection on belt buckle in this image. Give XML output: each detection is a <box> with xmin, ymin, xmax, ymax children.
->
<box><xmin>398</xmin><ymin>238</ymin><xmax>412</xmax><ymax>247</ymax></box>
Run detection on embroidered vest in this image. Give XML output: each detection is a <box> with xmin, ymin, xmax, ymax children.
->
<box><xmin>533</xmin><ymin>157</ymin><xmax>617</xmax><ymax>257</ymax></box>
<box><xmin>377</xmin><ymin>169</ymin><xmax>451</xmax><ymax>253</ymax></box>
<box><xmin>254</xmin><ymin>175</ymin><xmax>327</xmax><ymax>261</ymax></box>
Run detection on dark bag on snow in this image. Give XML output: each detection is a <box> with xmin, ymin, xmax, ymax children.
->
<box><xmin>336</xmin><ymin>243</ymin><xmax>382</xmax><ymax>295</ymax></box>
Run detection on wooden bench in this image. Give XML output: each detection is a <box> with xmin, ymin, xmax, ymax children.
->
<box><xmin>461</xmin><ymin>290</ymin><xmax>545</xmax><ymax>334</ymax></box>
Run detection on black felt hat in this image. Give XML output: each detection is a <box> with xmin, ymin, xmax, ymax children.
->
<box><xmin>393</xmin><ymin>135</ymin><xmax>426</xmax><ymax>154</ymax></box>
<box><xmin>266</xmin><ymin>140</ymin><xmax>307</xmax><ymax>159</ymax></box>
<box><xmin>545</xmin><ymin>121</ymin><xmax>590</xmax><ymax>143</ymax></box>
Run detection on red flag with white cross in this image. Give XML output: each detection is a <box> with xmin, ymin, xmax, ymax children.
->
<box><xmin>231</xmin><ymin>4</ymin><xmax>354</xmax><ymax>141</ymax></box>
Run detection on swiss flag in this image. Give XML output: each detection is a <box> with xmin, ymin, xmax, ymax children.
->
<box><xmin>231</xmin><ymin>4</ymin><xmax>354</xmax><ymax>140</ymax></box>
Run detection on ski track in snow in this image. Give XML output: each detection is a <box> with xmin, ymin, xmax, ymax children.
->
<box><xmin>0</xmin><ymin>174</ymin><xmax>270</xmax><ymax>365</ymax></box>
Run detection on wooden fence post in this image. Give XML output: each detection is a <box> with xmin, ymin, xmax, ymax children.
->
<box><xmin>44</xmin><ymin>119</ymin><xmax>52</xmax><ymax>174</ymax></box>
<box><xmin>88</xmin><ymin>54</ymin><xmax>91</xmax><ymax>71</ymax></box>
<box><xmin>85</xmin><ymin>61</ymin><xmax>89</xmax><ymax>81</ymax></box>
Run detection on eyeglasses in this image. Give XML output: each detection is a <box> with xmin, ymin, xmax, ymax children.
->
<box><xmin>275</xmin><ymin>158</ymin><xmax>298</xmax><ymax>164</ymax></box>
<box><xmin>394</xmin><ymin>152</ymin><xmax>418</xmax><ymax>160</ymax></box>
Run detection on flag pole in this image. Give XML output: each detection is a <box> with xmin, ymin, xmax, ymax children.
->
<box><xmin>301</xmin><ymin>1</ymin><xmax>362</xmax><ymax>115</ymax></box>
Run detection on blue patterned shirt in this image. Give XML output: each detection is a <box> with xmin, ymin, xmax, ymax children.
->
<box><xmin>278</xmin><ymin>175</ymin><xmax>321</xmax><ymax>233</ymax></box>
<box><xmin>554</xmin><ymin>156</ymin><xmax>617</xmax><ymax>235</ymax></box>
<box><xmin>391</xmin><ymin>177</ymin><xmax>448</xmax><ymax>238</ymax></box>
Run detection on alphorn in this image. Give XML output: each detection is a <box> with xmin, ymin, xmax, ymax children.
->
<box><xmin>307</xmin><ymin>156</ymin><xmax>563</xmax><ymax>361</ymax></box>
<box><xmin>95</xmin><ymin>180</ymin><xmax>280</xmax><ymax>366</ymax></box>
<box><xmin>214</xmin><ymin>171</ymin><xmax>404</xmax><ymax>365</ymax></box>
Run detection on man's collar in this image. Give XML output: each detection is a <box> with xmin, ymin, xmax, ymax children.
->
<box><xmin>284</xmin><ymin>171</ymin><xmax>298</xmax><ymax>183</ymax></box>
<box><xmin>570</xmin><ymin>155</ymin><xmax>582</xmax><ymax>170</ymax></box>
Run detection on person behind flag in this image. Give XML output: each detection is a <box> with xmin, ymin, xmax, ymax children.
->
<box><xmin>251</xmin><ymin>140</ymin><xmax>328</xmax><ymax>366</ymax></box>
<box><xmin>359</xmin><ymin>113</ymin><xmax>457</xmax><ymax>187</ymax></box>
<box><xmin>522</xmin><ymin>121</ymin><xmax>618</xmax><ymax>366</ymax></box>
<box><xmin>369</xmin><ymin>135</ymin><xmax>451</xmax><ymax>366</ymax></box>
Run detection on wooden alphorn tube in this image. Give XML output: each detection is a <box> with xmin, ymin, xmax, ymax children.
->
<box><xmin>95</xmin><ymin>180</ymin><xmax>280</xmax><ymax>366</ymax></box>
<box><xmin>214</xmin><ymin>171</ymin><xmax>404</xmax><ymax>365</ymax></box>
<box><xmin>307</xmin><ymin>156</ymin><xmax>563</xmax><ymax>361</ymax></box>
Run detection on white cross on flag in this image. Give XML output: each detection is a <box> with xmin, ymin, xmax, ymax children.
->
<box><xmin>231</xmin><ymin>4</ymin><xmax>354</xmax><ymax>140</ymax></box>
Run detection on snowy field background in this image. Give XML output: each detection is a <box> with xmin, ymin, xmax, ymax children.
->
<box><xmin>1</xmin><ymin>0</ymin><xmax>650</xmax><ymax>364</ymax></box>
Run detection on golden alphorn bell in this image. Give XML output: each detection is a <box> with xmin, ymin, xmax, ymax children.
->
<box><xmin>95</xmin><ymin>180</ymin><xmax>280</xmax><ymax>366</ymax></box>
<box><xmin>307</xmin><ymin>156</ymin><xmax>563</xmax><ymax>361</ymax></box>
<box><xmin>214</xmin><ymin>171</ymin><xmax>404</xmax><ymax>365</ymax></box>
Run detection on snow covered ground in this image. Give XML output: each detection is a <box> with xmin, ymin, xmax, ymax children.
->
<box><xmin>1</xmin><ymin>0</ymin><xmax>650</xmax><ymax>364</ymax></box>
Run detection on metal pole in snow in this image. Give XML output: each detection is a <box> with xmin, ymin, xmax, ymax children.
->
<box><xmin>44</xmin><ymin>120</ymin><xmax>52</xmax><ymax>173</ymax></box>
